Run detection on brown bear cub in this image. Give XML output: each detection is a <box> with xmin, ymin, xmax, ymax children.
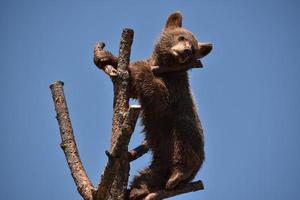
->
<box><xmin>94</xmin><ymin>12</ymin><xmax>212</xmax><ymax>200</ymax></box>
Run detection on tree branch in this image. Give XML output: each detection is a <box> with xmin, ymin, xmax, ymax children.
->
<box><xmin>151</xmin><ymin>59</ymin><xmax>203</xmax><ymax>75</ymax></box>
<box><xmin>145</xmin><ymin>180</ymin><xmax>204</xmax><ymax>200</ymax></box>
<box><xmin>128</xmin><ymin>141</ymin><xmax>149</xmax><ymax>162</ymax></box>
<box><xmin>95</xmin><ymin>28</ymin><xmax>135</xmax><ymax>200</ymax></box>
<box><xmin>95</xmin><ymin>105</ymin><xmax>140</xmax><ymax>200</ymax></box>
<box><xmin>49</xmin><ymin>81</ymin><xmax>94</xmax><ymax>200</ymax></box>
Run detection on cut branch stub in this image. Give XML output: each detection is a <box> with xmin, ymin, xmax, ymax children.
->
<box><xmin>49</xmin><ymin>81</ymin><xmax>94</xmax><ymax>200</ymax></box>
<box><xmin>129</xmin><ymin>141</ymin><xmax>149</xmax><ymax>162</ymax></box>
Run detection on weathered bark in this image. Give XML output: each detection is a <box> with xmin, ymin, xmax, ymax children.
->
<box><xmin>95</xmin><ymin>105</ymin><xmax>140</xmax><ymax>200</ymax></box>
<box><xmin>49</xmin><ymin>81</ymin><xmax>94</xmax><ymax>200</ymax></box>
<box><xmin>95</xmin><ymin>28</ymin><xmax>135</xmax><ymax>200</ymax></box>
<box><xmin>111</xmin><ymin>28</ymin><xmax>134</xmax><ymax>148</ymax></box>
<box><xmin>50</xmin><ymin>80</ymin><xmax>141</xmax><ymax>200</ymax></box>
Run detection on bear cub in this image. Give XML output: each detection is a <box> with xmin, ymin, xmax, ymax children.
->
<box><xmin>94</xmin><ymin>12</ymin><xmax>212</xmax><ymax>200</ymax></box>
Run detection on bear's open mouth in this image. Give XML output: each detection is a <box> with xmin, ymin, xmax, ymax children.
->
<box><xmin>171</xmin><ymin>49</ymin><xmax>192</xmax><ymax>64</ymax></box>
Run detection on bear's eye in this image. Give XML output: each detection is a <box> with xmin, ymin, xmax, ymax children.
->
<box><xmin>178</xmin><ymin>36</ymin><xmax>185</xmax><ymax>41</ymax></box>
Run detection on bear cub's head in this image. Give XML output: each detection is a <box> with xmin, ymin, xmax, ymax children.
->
<box><xmin>152</xmin><ymin>12</ymin><xmax>212</xmax><ymax>69</ymax></box>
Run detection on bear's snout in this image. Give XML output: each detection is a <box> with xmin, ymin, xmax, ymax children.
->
<box><xmin>171</xmin><ymin>42</ymin><xmax>193</xmax><ymax>63</ymax></box>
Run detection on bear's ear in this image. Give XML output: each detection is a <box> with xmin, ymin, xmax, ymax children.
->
<box><xmin>164</xmin><ymin>12</ymin><xmax>182</xmax><ymax>30</ymax></box>
<box><xmin>196</xmin><ymin>42</ymin><xmax>213</xmax><ymax>58</ymax></box>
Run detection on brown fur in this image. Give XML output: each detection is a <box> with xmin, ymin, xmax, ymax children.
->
<box><xmin>94</xmin><ymin>12</ymin><xmax>212</xmax><ymax>200</ymax></box>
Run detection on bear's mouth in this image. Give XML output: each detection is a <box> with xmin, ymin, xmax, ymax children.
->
<box><xmin>171</xmin><ymin>49</ymin><xmax>192</xmax><ymax>64</ymax></box>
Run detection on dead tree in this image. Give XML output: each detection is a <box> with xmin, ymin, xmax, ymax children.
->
<box><xmin>50</xmin><ymin>28</ymin><xmax>204</xmax><ymax>200</ymax></box>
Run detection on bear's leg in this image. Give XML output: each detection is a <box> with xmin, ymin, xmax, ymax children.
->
<box><xmin>93</xmin><ymin>43</ymin><xmax>118</xmax><ymax>70</ymax></box>
<box><xmin>166</xmin><ymin>167</ymin><xmax>193</xmax><ymax>190</ymax></box>
<box><xmin>166</xmin><ymin>118</ymin><xmax>204</xmax><ymax>189</ymax></box>
<box><xmin>130</xmin><ymin>166</ymin><xmax>168</xmax><ymax>200</ymax></box>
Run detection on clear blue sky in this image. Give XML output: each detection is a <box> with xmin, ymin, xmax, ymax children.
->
<box><xmin>1</xmin><ymin>0</ymin><xmax>299</xmax><ymax>200</ymax></box>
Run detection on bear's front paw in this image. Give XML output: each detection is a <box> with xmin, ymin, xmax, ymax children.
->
<box><xmin>93</xmin><ymin>42</ymin><xmax>118</xmax><ymax>75</ymax></box>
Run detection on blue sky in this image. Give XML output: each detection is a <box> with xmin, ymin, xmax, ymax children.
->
<box><xmin>0</xmin><ymin>0</ymin><xmax>299</xmax><ymax>200</ymax></box>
